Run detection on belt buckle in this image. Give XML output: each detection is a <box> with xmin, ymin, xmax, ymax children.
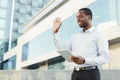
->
<box><xmin>80</xmin><ymin>67</ymin><xmax>85</xmax><ymax>70</ymax></box>
<box><xmin>75</xmin><ymin>67</ymin><xmax>85</xmax><ymax>71</ymax></box>
<box><xmin>76</xmin><ymin>67</ymin><xmax>80</xmax><ymax>71</ymax></box>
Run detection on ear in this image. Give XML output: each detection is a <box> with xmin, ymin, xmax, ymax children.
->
<box><xmin>87</xmin><ymin>15</ymin><xmax>91</xmax><ymax>20</ymax></box>
<box><xmin>88</xmin><ymin>15</ymin><xmax>92</xmax><ymax>20</ymax></box>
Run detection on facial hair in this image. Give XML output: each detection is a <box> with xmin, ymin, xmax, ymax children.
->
<box><xmin>79</xmin><ymin>22</ymin><xmax>88</xmax><ymax>28</ymax></box>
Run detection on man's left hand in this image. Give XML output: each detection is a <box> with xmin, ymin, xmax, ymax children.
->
<box><xmin>71</xmin><ymin>56</ymin><xmax>85</xmax><ymax>64</ymax></box>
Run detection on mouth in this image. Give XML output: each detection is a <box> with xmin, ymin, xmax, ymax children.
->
<box><xmin>78</xmin><ymin>22</ymin><xmax>82</xmax><ymax>26</ymax></box>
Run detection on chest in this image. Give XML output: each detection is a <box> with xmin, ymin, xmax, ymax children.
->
<box><xmin>71</xmin><ymin>33</ymin><xmax>97</xmax><ymax>47</ymax></box>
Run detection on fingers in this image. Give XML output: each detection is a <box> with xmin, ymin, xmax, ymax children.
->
<box><xmin>54</xmin><ymin>17</ymin><xmax>61</xmax><ymax>23</ymax></box>
<box><xmin>70</xmin><ymin>55</ymin><xmax>74</xmax><ymax>61</ymax></box>
<box><xmin>53</xmin><ymin>17</ymin><xmax>61</xmax><ymax>33</ymax></box>
<box><xmin>71</xmin><ymin>56</ymin><xmax>85</xmax><ymax>64</ymax></box>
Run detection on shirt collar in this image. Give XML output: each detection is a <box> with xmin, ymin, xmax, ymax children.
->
<box><xmin>81</xmin><ymin>26</ymin><xmax>95</xmax><ymax>33</ymax></box>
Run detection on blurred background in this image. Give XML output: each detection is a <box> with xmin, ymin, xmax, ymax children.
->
<box><xmin>0</xmin><ymin>0</ymin><xmax>120</xmax><ymax>71</ymax></box>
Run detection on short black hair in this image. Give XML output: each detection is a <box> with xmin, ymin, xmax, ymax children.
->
<box><xmin>79</xmin><ymin>8</ymin><xmax>92</xmax><ymax>20</ymax></box>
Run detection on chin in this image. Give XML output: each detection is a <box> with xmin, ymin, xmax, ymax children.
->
<box><xmin>79</xmin><ymin>25</ymin><xmax>84</xmax><ymax>28</ymax></box>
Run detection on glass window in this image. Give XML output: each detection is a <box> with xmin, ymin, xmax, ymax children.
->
<box><xmin>38</xmin><ymin>0</ymin><xmax>43</xmax><ymax>8</ymax></box>
<box><xmin>23</xmin><ymin>14</ymin><xmax>80</xmax><ymax>60</ymax></box>
<box><xmin>13</xmin><ymin>22</ymin><xmax>18</xmax><ymax>31</ymax></box>
<box><xmin>0</xmin><ymin>19</ymin><xmax>5</xmax><ymax>28</ymax></box>
<box><xmin>43</xmin><ymin>0</ymin><xmax>49</xmax><ymax>6</ymax></box>
<box><xmin>0</xmin><ymin>42</ymin><xmax>8</xmax><ymax>55</ymax></box>
<box><xmin>88</xmin><ymin>0</ymin><xmax>118</xmax><ymax>28</ymax></box>
<box><xmin>3</xmin><ymin>55</ymin><xmax>16</xmax><ymax>70</ymax></box>
<box><xmin>0</xmin><ymin>0</ymin><xmax>7</xmax><ymax>8</ymax></box>
<box><xmin>19</xmin><ymin>4</ymin><xmax>26</xmax><ymax>14</ymax></box>
<box><xmin>19</xmin><ymin>14</ymin><xmax>26</xmax><ymax>23</ymax></box>
<box><xmin>22</xmin><ymin>43</ymin><xmax>28</xmax><ymax>61</ymax></box>
<box><xmin>20</xmin><ymin>0</ymin><xmax>32</xmax><ymax>5</ymax></box>
<box><xmin>14</xmin><ymin>12</ymin><xmax>19</xmax><ymax>22</ymax></box>
<box><xmin>27</xmin><ymin>29</ymin><xmax>55</xmax><ymax>60</ymax></box>
<box><xmin>32</xmin><ymin>0</ymin><xmax>39</xmax><ymax>7</ymax></box>
<box><xmin>14</xmin><ymin>3</ymin><xmax>19</xmax><ymax>12</ymax></box>
<box><xmin>0</xmin><ymin>40</ymin><xmax>3</xmax><ymax>45</ymax></box>
<box><xmin>0</xmin><ymin>30</ymin><xmax>4</xmax><ymax>39</ymax></box>
<box><xmin>25</xmin><ymin>14</ymin><xmax>31</xmax><ymax>20</ymax></box>
<box><xmin>117</xmin><ymin>0</ymin><xmax>120</xmax><ymax>25</ymax></box>
<box><xmin>59</xmin><ymin>13</ymin><xmax>80</xmax><ymax>42</ymax></box>
<box><xmin>31</xmin><ymin>7</ymin><xmax>39</xmax><ymax>16</ymax></box>
<box><xmin>0</xmin><ymin>9</ymin><xmax>6</xmax><ymax>18</ymax></box>
<box><xmin>48</xmin><ymin>56</ymin><xmax>65</xmax><ymax>70</ymax></box>
<box><xmin>19</xmin><ymin>4</ymin><xmax>31</xmax><ymax>14</ymax></box>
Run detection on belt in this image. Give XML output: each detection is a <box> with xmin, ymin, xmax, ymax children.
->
<box><xmin>74</xmin><ymin>66</ymin><xmax>98</xmax><ymax>71</ymax></box>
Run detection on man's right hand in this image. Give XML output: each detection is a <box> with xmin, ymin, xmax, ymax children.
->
<box><xmin>53</xmin><ymin>17</ymin><xmax>61</xmax><ymax>34</ymax></box>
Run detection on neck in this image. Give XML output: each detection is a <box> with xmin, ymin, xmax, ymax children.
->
<box><xmin>83</xmin><ymin>23</ymin><xmax>92</xmax><ymax>32</ymax></box>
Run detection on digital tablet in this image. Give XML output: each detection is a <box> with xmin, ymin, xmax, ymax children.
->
<box><xmin>57</xmin><ymin>49</ymin><xmax>73</xmax><ymax>62</ymax></box>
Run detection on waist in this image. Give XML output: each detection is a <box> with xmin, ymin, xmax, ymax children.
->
<box><xmin>74</xmin><ymin>66</ymin><xmax>98</xmax><ymax>71</ymax></box>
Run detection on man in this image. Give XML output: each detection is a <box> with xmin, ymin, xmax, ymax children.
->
<box><xmin>53</xmin><ymin>8</ymin><xmax>110</xmax><ymax>80</ymax></box>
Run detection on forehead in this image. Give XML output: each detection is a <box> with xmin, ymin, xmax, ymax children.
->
<box><xmin>77</xmin><ymin>10</ymin><xmax>85</xmax><ymax>16</ymax></box>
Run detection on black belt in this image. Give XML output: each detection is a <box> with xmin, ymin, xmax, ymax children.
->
<box><xmin>74</xmin><ymin>66</ymin><xmax>98</xmax><ymax>71</ymax></box>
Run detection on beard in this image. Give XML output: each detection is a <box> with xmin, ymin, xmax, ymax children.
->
<box><xmin>79</xmin><ymin>22</ymin><xmax>88</xmax><ymax>28</ymax></box>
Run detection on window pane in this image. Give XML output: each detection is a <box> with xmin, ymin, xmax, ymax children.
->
<box><xmin>0</xmin><ymin>40</ymin><xmax>3</xmax><ymax>45</ymax></box>
<box><xmin>0</xmin><ymin>30</ymin><xmax>4</xmax><ymax>39</ymax></box>
<box><xmin>0</xmin><ymin>0</ymin><xmax>8</xmax><ymax>8</ymax></box>
<box><xmin>0</xmin><ymin>19</ymin><xmax>5</xmax><ymax>28</ymax></box>
<box><xmin>0</xmin><ymin>9</ymin><xmax>6</xmax><ymax>18</ymax></box>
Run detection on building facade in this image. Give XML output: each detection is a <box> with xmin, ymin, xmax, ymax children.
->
<box><xmin>0</xmin><ymin>0</ymin><xmax>120</xmax><ymax>70</ymax></box>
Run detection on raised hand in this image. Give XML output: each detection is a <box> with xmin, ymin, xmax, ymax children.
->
<box><xmin>53</xmin><ymin>17</ymin><xmax>62</xmax><ymax>34</ymax></box>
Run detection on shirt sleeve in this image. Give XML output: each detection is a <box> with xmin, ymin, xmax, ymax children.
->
<box><xmin>53</xmin><ymin>33</ymin><xmax>72</xmax><ymax>51</ymax></box>
<box><xmin>84</xmin><ymin>32</ymin><xmax>110</xmax><ymax>65</ymax></box>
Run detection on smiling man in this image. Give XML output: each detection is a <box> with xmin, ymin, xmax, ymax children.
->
<box><xmin>53</xmin><ymin>8</ymin><xmax>110</xmax><ymax>80</ymax></box>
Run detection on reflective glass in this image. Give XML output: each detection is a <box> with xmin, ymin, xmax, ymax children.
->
<box><xmin>0</xmin><ymin>19</ymin><xmax>5</xmax><ymax>28</ymax></box>
<box><xmin>0</xmin><ymin>9</ymin><xmax>6</xmax><ymax>18</ymax></box>
<box><xmin>14</xmin><ymin>12</ymin><xmax>19</xmax><ymax>22</ymax></box>
<box><xmin>19</xmin><ymin>14</ymin><xmax>26</xmax><ymax>23</ymax></box>
<box><xmin>22</xmin><ymin>43</ymin><xmax>28</xmax><ymax>61</ymax></box>
<box><xmin>0</xmin><ymin>40</ymin><xmax>3</xmax><ymax>45</ymax></box>
<box><xmin>19</xmin><ymin>4</ymin><xmax>31</xmax><ymax>14</ymax></box>
<box><xmin>3</xmin><ymin>55</ymin><xmax>16</xmax><ymax>70</ymax></box>
<box><xmin>43</xmin><ymin>0</ymin><xmax>49</xmax><ymax>6</ymax></box>
<box><xmin>14</xmin><ymin>3</ymin><xmax>19</xmax><ymax>12</ymax></box>
<box><xmin>48</xmin><ymin>57</ymin><xmax>65</xmax><ymax>70</ymax></box>
<box><xmin>38</xmin><ymin>0</ymin><xmax>43</xmax><ymax>7</ymax></box>
<box><xmin>19</xmin><ymin>4</ymin><xmax>26</xmax><ymax>14</ymax></box>
<box><xmin>22</xmin><ymin>14</ymin><xmax>80</xmax><ymax>61</ymax></box>
<box><xmin>88</xmin><ymin>0</ymin><xmax>118</xmax><ymax>27</ymax></box>
<box><xmin>32</xmin><ymin>0</ymin><xmax>39</xmax><ymax>7</ymax></box>
<box><xmin>0</xmin><ymin>30</ymin><xmax>4</xmax><ymax>39</ymax></box>
<box><xmin>28</xmin><ymin>29</ymin><xmax>55</xmax><ymax>60</ymax></box>
<box><xmin>0</xmin><ymin>0</ymin><xmax>7</xmax><ymax>8</ymax></box>
<box><xmin>20</xmin><ymin>0</ymin><xmax>32</xmax><ymax>5</ymax></box>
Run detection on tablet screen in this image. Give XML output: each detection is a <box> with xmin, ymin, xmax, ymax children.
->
<box><xmin>57</xmin><ymin>49</ymin><xmax>72</xmax><ymax>62</ymax></box>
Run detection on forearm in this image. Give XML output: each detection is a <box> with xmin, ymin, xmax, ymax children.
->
<box><xmin>84</xmin><ymin>52</ymin><xmax>110</xmax><ymax>65</ymax></box>
<box><xmin>54</xmin><ymin>33</ymin><xmax>72</xmax><ymax>50</ymax></box>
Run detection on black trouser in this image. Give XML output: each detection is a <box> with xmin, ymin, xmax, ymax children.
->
<box><xmin>72</xmin><ymin>69</ymin><xmax>100</xmax><ymax>80</ymax></box>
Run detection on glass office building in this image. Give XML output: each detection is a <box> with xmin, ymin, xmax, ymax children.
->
<box><xmin>0</xmin><ymin>0</ymin><xmax>120</xmax><ymax>70</ymax></box>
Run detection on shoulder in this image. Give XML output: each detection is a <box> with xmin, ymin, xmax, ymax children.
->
<box><xmin>71</xmin><ymin>33</ymin><xmax>80</xmax><ymax>39</ymax></box>
<box><xmin>94</xmin><ymin>28</ymin><xmax>108</xmax><ymax>40</ymax></box>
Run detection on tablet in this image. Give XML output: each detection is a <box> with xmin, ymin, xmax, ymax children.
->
<box><xmin>57</xmin><ymin>49</ymin><xmax>73</xmax><ymax>62</ymax></box>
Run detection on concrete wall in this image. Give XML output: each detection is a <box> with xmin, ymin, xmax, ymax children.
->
<box><xmin>109</xmin><ymin>43</ymin><xmax>120</xmax><ymax>69</ymax></box>
<box><xmin>0</xmin><ymin>70</ymin><xmax>119</xmax><ymax>80</ymax></box>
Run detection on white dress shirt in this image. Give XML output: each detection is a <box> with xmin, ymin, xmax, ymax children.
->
<box><xmin>54</xmin><ymin>26</ymin><xmax>110</xmax><ymax>67</ymax></box>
